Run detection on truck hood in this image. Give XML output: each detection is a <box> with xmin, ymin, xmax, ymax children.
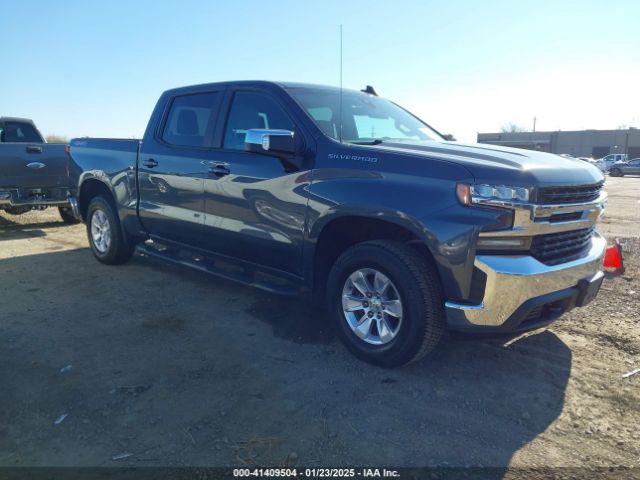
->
<box><xmin>374</xmin><ymin>140</ymin><xmax>604</xmax><ymax>186</ymax></box>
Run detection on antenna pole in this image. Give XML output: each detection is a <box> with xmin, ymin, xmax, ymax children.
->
<box><xmin>339</xmin><ymin>24</ymin><xmax>343</xmax><ymax>144</ymax></box>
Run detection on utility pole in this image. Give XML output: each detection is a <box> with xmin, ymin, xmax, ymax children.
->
<box><xmin>533</xmin><ymin>116</ymin><xmax>537</xmax><ymax>133</ymax></box>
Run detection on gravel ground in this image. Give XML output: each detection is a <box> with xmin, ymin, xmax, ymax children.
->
<box><xmin>0</xmin><ymin>176</ymin><xmax>638</xmax><ymax>475</ymax></box>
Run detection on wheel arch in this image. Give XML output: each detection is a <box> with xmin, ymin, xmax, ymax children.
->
<box><xmin>307</xmin><ymin>210</ymin><xmax>439</xmax><ymax>302</ymax></box>
<box><xmin>78</xmin><ymin>177</ymin><xmax>116</xmax><ymax>221</ymax></box>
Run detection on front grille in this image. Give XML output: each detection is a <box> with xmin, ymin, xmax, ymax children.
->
<box><xmin>536</xmin><ymin>182</ymin><xmax>603</xmax><ymax>205</ymax></box>
<box><xmin>530</xmin><ymin>226</ymin><xmax>595</xmax><ymax>265</ymax></box>
<box><xmin>546</xmin><ymin>212</ymin><xmax>583</xmax><ymax>223</ymax></box>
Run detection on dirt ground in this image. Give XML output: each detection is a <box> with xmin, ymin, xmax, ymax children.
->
<box><xmin>0</xmin><ymin>176</ymin><xmax>638</xmax><ymax>475</ymax></box>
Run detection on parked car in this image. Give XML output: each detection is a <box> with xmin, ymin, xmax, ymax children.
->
<box><xmin>0</xmin><ymin>117</ymin><xmax>79</xmax><ymax>222</ymax></box>
<box><xmin>68</xmin><ymin>81</ymin><xmax>607</xmax><ymax>367</ymax></box>
<box><xmin>609</xmin><ymin>158</ymin><xmax>640</xmax><ymax>176</ymax></box>
<box><xmin>594</xmin><ymin>153</ymin><xmax>628</xmax><ymax>173</ymax></box>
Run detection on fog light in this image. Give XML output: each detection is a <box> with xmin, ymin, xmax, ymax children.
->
<box><xmin>477</xmin><ymin>237</ymin><xmax>531</xmax><ymax>250</ymax></box>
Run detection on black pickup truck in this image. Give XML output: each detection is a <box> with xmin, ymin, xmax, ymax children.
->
<box><xmin>68</xmin><ymin>81</ymin><xmax>607</xmax><ymax>367</ymax></box>
<box><xmin>0</xmin><ymin>117</ymin><xmax>78</xmax><ymax>223</ymax></box>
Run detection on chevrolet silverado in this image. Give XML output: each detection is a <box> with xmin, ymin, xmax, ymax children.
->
<box><xmin>67</xmin><ymin>81</ymin><xmax>607</xmax><ymax>367</ymax></box>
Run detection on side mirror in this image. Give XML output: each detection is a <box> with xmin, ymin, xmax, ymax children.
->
<box><xmin>245</xmin><ymin>129</ymin><xmax>295</xmax><ymax>155</ymax></box>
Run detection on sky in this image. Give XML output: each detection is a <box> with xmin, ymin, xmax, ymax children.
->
<box><xmin>2</xmin><ymin>0</ymin><xmax>640</xmax><ymax>143</ymax></box>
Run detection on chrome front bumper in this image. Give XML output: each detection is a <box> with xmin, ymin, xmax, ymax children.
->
<box><xmin>446</xmin><ymin>232</ymin><xmax>606</xmax><ymax>331</ymax></box>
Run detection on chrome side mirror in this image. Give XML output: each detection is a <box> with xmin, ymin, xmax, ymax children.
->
<box><xmin>245</xmin><ymin>129</ymin><xmax>295</xmax><ymax>155</ymax></box>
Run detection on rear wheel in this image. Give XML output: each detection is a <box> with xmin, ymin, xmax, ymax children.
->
<box><xmin>610</xmin><ymin>168</ymin><xmax>623</xmax><ymax>177</ymax></box>
<box><xmin>327</xmin><ymin>240</ymin><xmax>445</xmax><ymax>367</ymax></box>
<box><xmin>86</xmin><ymin>196</ymin><xmax>136</xmax><ymax>264</ymax></box>
<box><xmin>58</xmin><ymin>206</ymin><xmax>80</xmax><ymax>224</ymax></box>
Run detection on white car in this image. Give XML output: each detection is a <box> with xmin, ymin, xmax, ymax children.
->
<box><xmin>594</xmin><ymin>153</ymin><xmax>628</xmax><ymax>172</ymax></box>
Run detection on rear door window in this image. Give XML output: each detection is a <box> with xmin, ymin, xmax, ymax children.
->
<box><xmin>162</xmin><ymin>92</ymin><xmax>221</xmax><ymax>148</ymax></box>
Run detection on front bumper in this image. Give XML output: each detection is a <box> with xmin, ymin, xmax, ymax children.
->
<box><xmin>445</xmin><ymin>232</ymin><xmax>606</xmax><ymax>333</ymax></box>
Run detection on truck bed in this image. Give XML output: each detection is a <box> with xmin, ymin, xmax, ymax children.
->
<box><xmin>68</xmin><ymin>138</ymin><xmax>140</xmax><ymax>174</ymax></box>
<box><xmin>68</xmin><ymin>138</ymin><xmax>141</xmax><ymax>224</ymax></box>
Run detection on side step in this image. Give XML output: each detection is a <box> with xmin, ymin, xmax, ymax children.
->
<box><xmin>135</xmin><ymin>242</ymin><xmax>301</xmax><ymax>296</ymax></box>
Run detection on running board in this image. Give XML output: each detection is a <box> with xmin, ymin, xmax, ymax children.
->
<box><xmin>135</xmin><ymin>243</ymin><xmax>300</xmax><ymax>296</ymax></box>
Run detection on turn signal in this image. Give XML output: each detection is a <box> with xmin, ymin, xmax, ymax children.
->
<box><xmin>456</xmin><ymin>183</ymin><xmax>471</xmax><ymax>206</ymax></box>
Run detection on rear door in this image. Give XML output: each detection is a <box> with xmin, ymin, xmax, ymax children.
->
<box><xmin>137</xmin><ymin>90</ymin><xmax>223</xmax><ymax>247</ymax></box>
<box><xmin>201</xmin><ymin>89</ymin><xmax>309</xmax><ymax>275</ymax></box>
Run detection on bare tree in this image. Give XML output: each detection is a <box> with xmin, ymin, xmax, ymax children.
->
<box><xmin>500</xmin><ymin>122</ymin><xmax>528</xmax><ymax>133</ymax></box>
<box><xmin>45</xmin><ymin>134</ymin><xmax>68</xmax><ymax>143</ymax></box>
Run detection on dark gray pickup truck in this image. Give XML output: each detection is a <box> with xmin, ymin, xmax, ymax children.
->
<box><xmin>0</xmin><ymin>117</ymin><xmax>78</xmax><ymax>223</ymax></box>
<box><xmin>68</xmin><ymin>81</ymin><xmax>607</xmax><ymax>367</ymax></box>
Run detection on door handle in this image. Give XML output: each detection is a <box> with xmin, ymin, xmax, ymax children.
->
<box><xmin>208</xmin><ymin>163</ymin><xmax>230</xmax><ymax>177</ymax></box>
<box><xmin>142</xmin><ymin>158</ymin><xmax>158</xmax><ymax>168</ymax></box>
<box><xmin>26</xmin><ymin>145</ymin><xmax>43</xmax><ymax>154</ymax></box>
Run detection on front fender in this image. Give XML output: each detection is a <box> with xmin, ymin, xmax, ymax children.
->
<box><xmin>303</xmin><ymin>168</ymin><xmax>507</xmax><ymax>301</ymax></box>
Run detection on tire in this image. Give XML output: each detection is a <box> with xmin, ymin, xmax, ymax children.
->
<box><xmin>86</xmin><ymin>195</ymin><xmax>136</xmax><ymax>264</ymax></box>
<box><xmin>326</xmin><ymin>240</ymin><xmax>445</xmax><ymax>367</ymax></box>
<box><xmin>58</xmin><ymin>206</ymin><xmax>80</xmax><ymax>224</ymax></box>
<box><xmin>610</xmin><ymin>168</ymin><xmax>623</xmax><ymax>177</ymax></box>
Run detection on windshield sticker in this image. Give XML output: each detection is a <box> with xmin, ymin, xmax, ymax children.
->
<box><xmin>328</xmin><ymin>153</ymin><xmax>378</xmax><ymax>163</ymax></box>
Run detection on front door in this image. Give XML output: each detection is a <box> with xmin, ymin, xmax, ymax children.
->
<box><xmin>201</xmin><ymin>90</ymin><xmax>308</xmax><ymax>275</ymax></box>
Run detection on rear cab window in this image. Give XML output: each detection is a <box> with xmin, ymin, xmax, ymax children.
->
<box><xmin>0</xmin><ymin>121</ymin><xmax>43</xmax><ymax>143</ymax></box>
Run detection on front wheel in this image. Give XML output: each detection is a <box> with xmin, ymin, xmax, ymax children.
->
<box><xmin>327</xmin><ymin>240</ymin><xmax>446</xmax><ymax>367</ymax></box>
<box><xmin>86</xmin><ymin>196</ymin><xmax>136</xmax><ymax>264</ymax></box>
<box><xmin>610</xmin><ymin>168</ymin><xmax>623</xmax><ymax>177</ymax></box>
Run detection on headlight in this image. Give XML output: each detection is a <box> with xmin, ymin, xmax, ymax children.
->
<box><xmin>456</xmin><ymin>183</ymin><xmax>531</xmax><ymax>206</ymax></box>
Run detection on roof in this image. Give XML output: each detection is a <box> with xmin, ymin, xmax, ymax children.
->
<box><xmin>162</xmin><ymin>80</ymin><xmax>365</xmax><ymax>97</ymax></box>
<box><xmin>0</xmin><ymin>117</ymin><xmax>35</xmax><ymax>124</ymax></box>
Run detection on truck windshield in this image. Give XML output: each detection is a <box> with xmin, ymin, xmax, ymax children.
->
<box><xmin>288</xmin><ymin>87</ymin><xmax>442</xmax><ymax>144</ymax></box>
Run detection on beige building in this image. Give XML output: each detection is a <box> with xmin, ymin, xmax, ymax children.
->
<box><xmin>477</xmin><ymin>128</ymin><xmax>640</xmax><ymax>159</ymax></box>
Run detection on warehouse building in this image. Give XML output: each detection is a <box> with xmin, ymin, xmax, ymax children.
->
<box><xmin>477</xmin><ymin>128</ymin><xmax>640</xmax><ymax>159</ymax></box>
